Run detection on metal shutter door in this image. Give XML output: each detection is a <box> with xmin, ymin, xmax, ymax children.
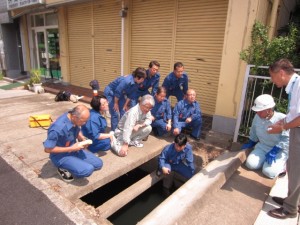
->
<box><xmin>130</xmin><ymin>0</ymin><xmax>175</xmax><ymax>77</ymax></box>
<box><xmin>67</xmin><ymin>2</ymin><xmax>93</xmax><ymax>87</ymax></box>
<box><xmin>94</xmin><ymin>0</ymin><xmax>121</xmax><ymax>88</ymax></box>
<box><xmin>175</xmin><ymin>0</ymin><xmax>228</xmax><ymax>115</ymax></box>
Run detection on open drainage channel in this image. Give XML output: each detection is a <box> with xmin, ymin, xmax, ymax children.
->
<box><xmin>80</xmin><ymin>155</ymin><xmax>203</xmax><ymax>225</ymax></box>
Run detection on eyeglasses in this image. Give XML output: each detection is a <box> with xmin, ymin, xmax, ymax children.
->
<box><xmin>142</xmin><ymin>105</ymin><xmax>153</xmax><ymax>111</ymax></box>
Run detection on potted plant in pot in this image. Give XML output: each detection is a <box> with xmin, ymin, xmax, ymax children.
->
<box><xmin>28</xmin><ymin>69</ymin><xmax>43</xmax><ymax>93</ymax></box>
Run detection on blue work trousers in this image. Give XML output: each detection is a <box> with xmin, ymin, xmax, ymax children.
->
<box><xmin>107</xmin><ymin>95</ymin><xmax>126</xmax><ymax>131</ymax></box>
<box><xmin>175</xmin><ymin>117</ymin><xmax>202</xmax><ymax>138</ymax></box>
<box><xmin>88</xmin><ymin>138</ymin><xmax>111</xmax><ymax>153</ymax></box>
<box><xmin>164</xmin><ymin>162</ymin><xmax>194</xmax><ymax>179</ymax></box>
<box><xmin>152</xmin><ymin>119</ymin><xmax>169</xmax><ymax>136</ymax></box>
<box><xmin>50</xmin><ymin>150</ymin><xmax>103</xmax><ymax>178</ymax></box>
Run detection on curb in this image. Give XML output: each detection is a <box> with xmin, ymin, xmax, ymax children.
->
<box><xmin>43</xmin><ymin>86</ymin><xmax>92</xmax><ymax>104</ymax></box>
<box><xmin>3</xmin><ymin>76</ymin><xmax>29</xmax><ymax>83</ymax></box>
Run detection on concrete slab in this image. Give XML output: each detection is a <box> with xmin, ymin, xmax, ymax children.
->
<box><xmin>40</xmin><ymin>135</ymin><xmax>172</xmax><ymax>201</ymax></box>
<box><xmin>254</xmin><ymin>175</ymin><xmax>299</xmax><ymax>225</ymax></box>
<box><xmin>0</xmin><ymin>90</ymin><xmax>173</xmax><ymax>203</ymax></box>
<box><xmin>0</xmin><ymin>89</ymin><xmax>34</xmax><ymax>98</ymax></box>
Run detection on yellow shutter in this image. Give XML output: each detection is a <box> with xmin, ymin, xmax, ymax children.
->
<box><xmin>174</xmin><ymin>0</ymin><xmax>228</xmax><ymax>115</ymax></box>
<box><xmin>93</xmin><ymin>0</ymin><xmax>121</xmax><ymax>88</ymax></box>
<box><xmin>67</xmin><ymin>2</ymin><xmax>93</xmax><ymax>87</ymax></box>
<box><xmin>130</xmin><ymin>0</ymin><xmax>175</xmax><ymax>77</ymax></box>
<box><xmin>131</xmin><ymin>0</ymin><xmax>228</xmax><ymax>115</ymax></box>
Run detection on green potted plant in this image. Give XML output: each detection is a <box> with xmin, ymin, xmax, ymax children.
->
<box><xmin>29</xmin><ymin>69</ymin><xmax>43</xmax><ymax>93</ymax></box>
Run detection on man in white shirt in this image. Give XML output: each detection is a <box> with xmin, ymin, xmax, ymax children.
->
<box><xmin>267</xmin><ymin>58</ymin><xmax>300</xmax><ymax>219</ymax></box>
<box><xmin>114</xmin><ymin>94</ymin><xmax>154</xmax><ymax>156</ymax></box>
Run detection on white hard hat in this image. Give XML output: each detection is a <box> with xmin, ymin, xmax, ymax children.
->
<box><xmin>251</xmin><ymin>94</ymin><xmax>275</xmax><ymax>112</ymax></box>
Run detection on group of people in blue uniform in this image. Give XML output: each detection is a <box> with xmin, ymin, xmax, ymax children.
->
<box><xmin>43</xmin><ymin>60</ymin><xmax>202</xmax><ymax>190</ymax></box>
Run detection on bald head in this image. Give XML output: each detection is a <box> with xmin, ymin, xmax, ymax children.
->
<box><xmin>69</xmin><ymin>105</ymin><xmax>90</xmax><ymax>126</ymax></box>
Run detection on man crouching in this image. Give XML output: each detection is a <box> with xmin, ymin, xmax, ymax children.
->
<box><xmin>114</xmin><ymin>94</ymin><xmax>154</xmax><ymax>156</ymax></box>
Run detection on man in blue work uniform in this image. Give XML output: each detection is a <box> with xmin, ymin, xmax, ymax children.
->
<box><xmin>81</xmin><ymin>95</ymin><xmax>125</xmax><ymax>157</ymax></box>
<box><xmin>104</xmin><ymin>67</ymin><xmax>146</xmax><ymax>131</ymax></box>
<box><xmin>151</xmin><ymin>86</ymin><xmax>172</xmax><ymax>136</ymax></box>
<box><xmin>173</xmin><ymin>89</ymin><xmax>202</xmax><ymax>140</ymax></box>
<box><xmin>162</xmin><ymin>62</ymin><xmax>189</xmax><ymax>102</ymax></box>
<box><xmin>43</xmin><ymin>105</ymin><xmax>103</xmax><ymax>182</ymax></box>
<box><xmin>136</xmin><ymin>60</ymin><xmax>160</xmax><ymax>99</ymax></box>
<box><xmin>157</xmin><ymin>133</ymin><xmax>195</xmax><ymax>190</ymax></box>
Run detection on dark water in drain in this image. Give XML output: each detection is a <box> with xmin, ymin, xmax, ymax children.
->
<box><xmin>81</xmin><ymin>168</ymin><xmax>170</xmax><ymax>225</ymax></box>
<box><xmin>109</xmin><ymin>181</ymin><xmax>166</xmax><ymax>225</ymax></box>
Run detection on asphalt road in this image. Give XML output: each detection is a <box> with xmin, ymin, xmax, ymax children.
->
<box><xmin>0</xmin><ymin>156</ymin><xmax>75</xmax><ymax>225</ymax></box>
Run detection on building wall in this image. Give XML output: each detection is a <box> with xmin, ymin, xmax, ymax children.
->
<box><xmin>213</xmin><ymin>0</ymin><xmax>261</xmax><ymax>135</ymax></box>
<box><xmin>5</xmin><ymin>0</ymin><xmax>296</xmax><ymax>136</ymax></box>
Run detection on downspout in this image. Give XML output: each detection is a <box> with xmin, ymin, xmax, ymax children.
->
<box><xmin>268</xmin><ymin>0</ymin><xmax>280</xmax><ymax>39</ymax></box>
<box><xmin>121</xmin><ymin>0</ymin><xmax>125</xmax><ymax>75</ymax></box>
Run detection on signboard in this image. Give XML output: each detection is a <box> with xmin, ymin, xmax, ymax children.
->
<box><xmin>7</xmin><ymin>0</ymin><xmax>45</xmax><ymax>10</ymax></box>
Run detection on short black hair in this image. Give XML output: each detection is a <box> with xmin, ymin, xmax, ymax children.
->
<box><xmin>132</xmin><ymin>67</ymin><xmax>147</xmax><ymax>79</ymax></box>
<box><xmin>90</xmin><ymin>94</ymin><xmax>107</xmax><ymax>112</ymax></box>
<box><xmin>149</xmin><ymin>60</ymin><xmax>160</xmax><ymax>68</ymax></box>
<box><xmin>156</xmin><ymin>86</ymin><xmax>166</xmax><ymax>95</ymax></box>
<box><xmin>174</xmin><ymin>133</ymin><xmax>187</xmax><ymax>146</ymax></box>
<box><xmin>174</xmin><ymin>62</ymin><xmax>184</xmax><ymax>70</ymax></box>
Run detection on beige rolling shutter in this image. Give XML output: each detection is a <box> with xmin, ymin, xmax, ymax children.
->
<box><xmin>175</xmin><ymin>0</ymin><xmax>228</xmax><ymax>115</ymax></box>
<box><xmin>131</xmin><ymin>0</ymin><xmax>228</xmax><ymax>115</ymax></box>
<box><xmin>94</xmin><ymin>0</ymin><xmax>121</xmax><ymax>88</ymax></box>
<box><xmin>67</xmin><ymin>2</ymin><xmax>93</xmax><ymax>87</ymax></box>
<box><xmin>130</xmin><ymin>0</ymin><xmax>175</xmax><ymax>77</ymax></box>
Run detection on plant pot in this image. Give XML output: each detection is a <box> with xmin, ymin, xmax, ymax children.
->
<box><xmin>32</xmin><ymin>83</ymin><xmax>43</xmax><ymax>93</ymax></box>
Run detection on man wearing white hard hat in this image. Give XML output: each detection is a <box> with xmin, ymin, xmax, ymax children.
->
<box><xmin>241</xmin><ymin>94</ymin><xmax>289</xmax><ymax>179</ymax></box>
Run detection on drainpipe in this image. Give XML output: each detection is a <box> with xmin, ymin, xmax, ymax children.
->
<box><xmin>268</xmin><ymin>0</ymin><xmax>280</xmax><ymax>39</ymax></box>
<box><xmin>121</xmin><ymin>0</ymin><xmax>126</xmax><ymax>75</ymax></box>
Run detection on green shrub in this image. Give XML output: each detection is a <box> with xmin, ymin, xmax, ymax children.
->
<box><xmin>240</xmin><ymin>21</ymin><xmax>298</xmax><ymax>69</ymax></box>
<box><xmin>29</xmin><ymin>69</ymin><xmax>42</xmax><ymax>85</ymax></box>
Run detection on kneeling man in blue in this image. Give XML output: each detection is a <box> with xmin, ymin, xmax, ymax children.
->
<box><xmin>81</xmin><ymin>95</ymin><xmax>125</xmax><ymax>157</ymax></box>
<box><xmin>173</xmin><ymin>89</ymin><xmax>202</xmax><ymax>140</ymax></box>
<box><xmin>43</xmin><ymin>105</ymin><xmax>103</xmax><ymax>182</ymax></box>
<box><xmin>151</xmin><ymin>86</ymin><xmax>172</xmax><ymax>136</ymax></box>
<box><xmin>158</xmin><ymin>134</ymin><xmax>194</xmax><ymax>189</ymax></box>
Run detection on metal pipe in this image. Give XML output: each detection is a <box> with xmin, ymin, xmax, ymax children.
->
<box><xmin>268</xmin><ymin>0</ymin><xmax>280</xmax><ymax>39</ymax></box>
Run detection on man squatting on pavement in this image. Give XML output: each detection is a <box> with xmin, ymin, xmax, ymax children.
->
<box><xmin>43</xmin><ymin>105</ymin><xmax>103</xmax><ymax>182</ymax></box>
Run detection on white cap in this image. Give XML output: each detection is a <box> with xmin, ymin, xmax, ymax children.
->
<box><xmin>251</xmin><ymin>94</ymin><xmax>275</xmax><ymax>112</ymax></box>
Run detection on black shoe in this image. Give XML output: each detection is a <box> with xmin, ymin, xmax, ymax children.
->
<box><xmin>190</xmin><ymin>134</ymin><xmax>200</xmax><ymax>141</ymax></box>
<box><xmin>272</xmin><ymin>196</ymin><xmax>285</xmax><ymax>205</ymax></box>
<box><xmin>268</xmin><ymin>207</ymin><xmax>297</xmax><ymax>219</ymax></box>
<box><xmin>278</xmin><ymin>171</ymin><xmax>287</xmax><ymax>178</ymax></box>
<box><xmin>57</xmin><ymin>168</ymin><xmax>74</xmax><ymax>182</ymax></box>
<box><xmin>152</xmin><ymin>127</ymin><xmax>159</xmax><ymax>136</ymax></box>
<box><xmin>272</xmin><ymin>197</ymin><xmax>300</xmax><ymax>213</ymax></box>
